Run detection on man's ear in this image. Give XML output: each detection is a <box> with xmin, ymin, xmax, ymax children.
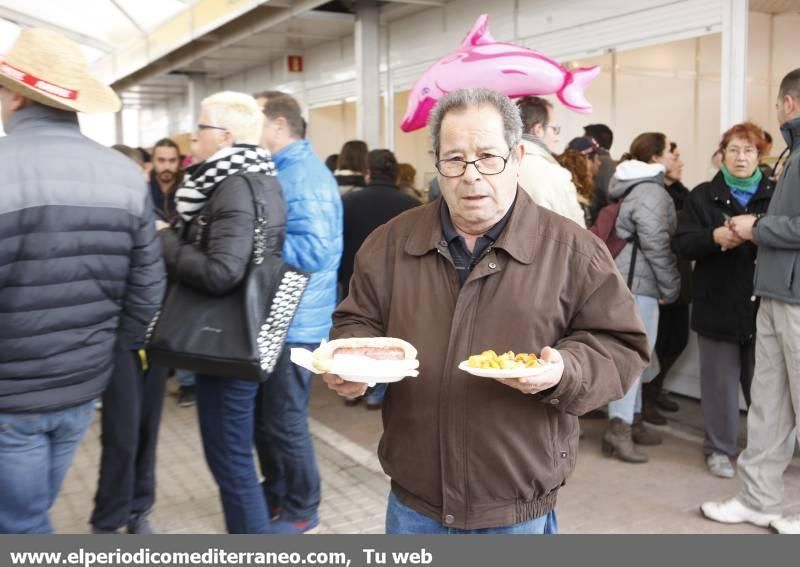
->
<box><xmin>789</xmin><ymin>94</ymin><xmax>800</xmax><ymax>116</ymax></box>
<box><xmin>10</xmin><ymin>91</ymin><xmax>29</xmax><ymax>112</ymax></box>
<box><xmin>276</xmin><ymin>115</ymin><xmax>290</xmax><ymax>133</ymax></box>
<box><xmin>514</xmin><ymin>143</ymin><xmax>524</xmax><ymax>163</ymax></box>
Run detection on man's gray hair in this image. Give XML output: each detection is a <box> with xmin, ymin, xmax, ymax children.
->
<box><xmin>429</xmin><ymin>88</ymin><xmax>523</xmax><ymax>158</ymax></box>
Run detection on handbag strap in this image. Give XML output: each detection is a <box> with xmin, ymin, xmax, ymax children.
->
<box><xmin>237</xmin><ymin>173</ymin><xmax>270</xmax><ymax>265</ymax></box>
<box><xmin>627</xmin><ymin>235</ymin><xmax>639</xmax><ymax>289</ymax></box>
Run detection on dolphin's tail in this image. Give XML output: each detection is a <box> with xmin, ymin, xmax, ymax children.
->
<box><xmin>557</xmin><ymin>66</ymin><xmax>601</xmax><ymax>113</ymax></box>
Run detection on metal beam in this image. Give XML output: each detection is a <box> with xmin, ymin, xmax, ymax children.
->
<box><xmin>355</xmin><ymin>0</ymin><xmax>381</xmax><ymax>148</ymax></box>
<box><xmin>113</xmin><ymin>0</ymin><xmax>331</xmax><ymax>91</ymax></box>
<box><xmin>242</xmin><ymin>29</ymin><xmax>343</xmax><ymax>42</ymax></box>
<box><xmin>0</xmin><ymin>8</ymin><xmax>114</xmax><ymax>53</ymax></box>
<box><xmin>109</xmin><ymin>0</ymin><xmax>146</xmax><ymax>35</ymax></box>
<box><xmin>387</xmin><ymin>0</ymin><xmax>447</xmax><ymax>5</ymax></box>
<box><xmin>720</xmin><ymin>0</ymin><xmax>748</xmax><ymax>130</ymax></box>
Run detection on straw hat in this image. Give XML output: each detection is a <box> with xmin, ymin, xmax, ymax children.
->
<box><xmin>0</xmin><ymin>27</ymin><xmax>120</xmax><ymax>113</ymax></box>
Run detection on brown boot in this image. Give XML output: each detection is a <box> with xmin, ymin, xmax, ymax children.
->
<box><xmin>632</xmin><ymin>413</ymin><xmax>663</xmax><ymax>446</ymax></box>
<box><xmin>642</xmin><ymin>399</ymin><xmax>667</xmax><ymax>425</ymax></box>
<box><xmin>602</xmin><ymin>418</ymin><xmax>648</xmax><ymax>463</ymax></box>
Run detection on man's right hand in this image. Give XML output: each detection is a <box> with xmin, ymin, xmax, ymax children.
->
<box><xmin>322</xmin><ymin>373</ymin><xmax>369</xmax><ymax>398</ymax></box>
<box><xmin>713</xmin><ymin>225</ymin><xmax>745</xmax><ymax>250</ymax></box>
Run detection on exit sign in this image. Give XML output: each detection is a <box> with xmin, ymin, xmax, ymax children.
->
<box><xmin>287</xmin><ymin>55</ymin><xmax>304</xmax><ymax>73</ymax></box>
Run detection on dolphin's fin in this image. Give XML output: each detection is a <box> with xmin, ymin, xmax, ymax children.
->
<box><xmin>460</xmin><ymin>14</ymin><xmax>495</xmax><ymax>48</ymax></box>
<box><xmin>558</xmin><ymin>66</ymin><xmax>601</xmax><ymax>113</ymax></box>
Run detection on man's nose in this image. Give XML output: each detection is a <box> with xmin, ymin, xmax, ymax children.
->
<box><xmin>462</xmin><ymin>162</ymin><xmax>483</xmax><ymax>184</ymax></box>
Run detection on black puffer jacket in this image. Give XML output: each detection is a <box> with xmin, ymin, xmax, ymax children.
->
<box><xmin>672</xmin><ymin>171</ymin><xmax>774</xmax><ymax>342</ymax></box>
<box><xmin>160</xmin><ymin>172</ymin><xmax>286</xmax><ymax>295</ymax></box>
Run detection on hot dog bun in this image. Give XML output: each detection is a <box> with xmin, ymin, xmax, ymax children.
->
<box><xmin>312</xmin><ymin>337</ymin><xmax>419</xmax><ymax>372</ymax></box>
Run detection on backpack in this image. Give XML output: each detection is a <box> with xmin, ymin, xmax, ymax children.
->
<box><xmin>589</xmin><ymin>182</ymin><xmax>644</xmax><ymax>287</ymax></box>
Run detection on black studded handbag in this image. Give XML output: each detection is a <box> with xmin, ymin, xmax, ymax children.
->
<box><xmin>145</xmin><ymin>176</ymin><xmax>309</xmax><ymax>382</ymax></box>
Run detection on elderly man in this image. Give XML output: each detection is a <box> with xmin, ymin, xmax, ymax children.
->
<box><xmin>0</xmin><ymin>29</ymin><xmax>165</xmax><ymax>533</ymax></box>
<box><xmin>324</xmin><ymin>88</ymin><xmax>649</xmax><ymax>534</ymax></box>
<box><xmin>702</xmin><ymin>68</ymin><xmax>800</xmax><ymax>535</ymax></box>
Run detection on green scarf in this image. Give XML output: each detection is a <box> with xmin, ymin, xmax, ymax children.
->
<box><xmin>721</xmin><ymin>164</ymin><xmax>762</xmax><ymax>193</ymax></box>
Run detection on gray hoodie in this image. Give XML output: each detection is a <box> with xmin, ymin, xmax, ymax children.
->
<box><xmin>753</xmin><ymin>116</ymin><xmax>800</xmax><ymax>304</ymax></box>
<box><xmin>609</xmin><ymin>160</ymin><xmax>680</xmax><ymax>302</ymax></box>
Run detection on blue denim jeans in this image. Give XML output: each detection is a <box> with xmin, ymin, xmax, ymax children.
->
<box><xmin>385</xmin><ymin>491</ymin><xmax>559</xmax><ymax>534</ymax></box>
<box><xmin>367</xmin><ymin>383</ymin><xmax>388</xmax><ymax>405</ymax></box>
<box><xmin>608</xmin><ymin>294</ymin><xmax>660</xmax><ymax>424</ymax></box>
<box><xmin>195</xmin><ymin>375</ymin><xmax>270</xmax><ymax>533</ymax></box>
<box><xmin>0</xmin><ymin>401</ymin><xmax>94</xmax><ymax>533</ymax></box>
<box><xmin>255</xmin><ymin>342</ymin><xmax>321</xmax><ymax>522</ymax></box>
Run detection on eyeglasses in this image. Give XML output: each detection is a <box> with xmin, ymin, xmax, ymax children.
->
<box><xmin>725</xmin><ymin>146</ymin><xmax>758</xmax><ymax>157</ymax></box>
<box><xmin>546</xmin><ymin>124</ymin><xmax>561</xmax><ymax>135</ymax></box>
<box><xmin>435</xmin><ymin>150</ymin><xmax>512</xmax><ymax>178</ymax></box>
<box><xmin>196</xmin><ymin>124</ymin><xmax>227</xmax><ymax>132</ymax></box>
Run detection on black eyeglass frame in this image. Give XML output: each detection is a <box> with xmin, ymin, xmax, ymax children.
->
<box><xmin>196</xmin><ymin>123</ymin><xmax>227</xmax><ymax>132</ymax></box>
<box><xmin>434</xmin><ymin>149</ymin><xmax>513</xmax><ymax>178</ymax></box>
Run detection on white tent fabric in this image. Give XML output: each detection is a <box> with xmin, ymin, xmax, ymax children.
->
<box><xmin>0</xmin><ymin>0</ymin><xmax>193</xmax><ymax>63</ymax></box>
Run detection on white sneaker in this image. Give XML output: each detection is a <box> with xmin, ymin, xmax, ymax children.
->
<box><xmin>706</xmin><ymin>453</ymin><xmax>735</xmax><ymax>479</ymax></box>
<box><xmin>701</xmin><ymin>498</ymin><xmax>780</xmax><ymax>527</ymax></box>
<box><xmin>771</xmin><ymin>514</ymin><xmax>800</xmax><ymax>534</ymax></box>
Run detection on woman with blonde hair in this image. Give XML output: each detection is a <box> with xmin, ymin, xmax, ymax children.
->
<box><xmin>158</xmin><ymin>91</ymin><xmax>286</xmax><ymax>533</ymax></box>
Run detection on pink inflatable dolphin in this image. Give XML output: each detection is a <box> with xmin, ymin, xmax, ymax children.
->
<box><xmin>400</xmin><ymin>14</ymin><xmax>601</xmax><ymax>132</ymax></box>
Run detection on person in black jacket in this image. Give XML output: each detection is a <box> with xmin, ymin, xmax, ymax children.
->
<box><xmin>158</xmin><ymin>92</ymin><xmax>286</xmax><ymax>534</ymax></box>
<box><xmin>338</xmin><ymin>149</ymin><xmax>421</xmax><ymax>410</ymax></box>
<box><xmin>339</xmin><ymin>149</ymin><xmax>421</xmax><ymax>296</ymax></box>
<box><xmin>334</xmin><ymin>140</ymin><xmax>368</xmax><ymax>195</ymax></box>
<box><xmin>672</xmin><ymin>122</ymin><xmax>773</xmax><ymax>479</ymax></box>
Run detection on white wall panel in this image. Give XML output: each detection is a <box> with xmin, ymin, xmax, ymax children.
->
<box><xmin>516</xmin><ymin>0</ymin><xmax>670</xmax><ymax>36</ymax></box>
<box><xmin>444</xmin><ymin>0</ymin><xmax>516</xmax><ymax>43</ymax></box>
<box><xmin>388</xmin><ymin>6</ymin><xmax>445</xmax><ymax>70</ymax></box>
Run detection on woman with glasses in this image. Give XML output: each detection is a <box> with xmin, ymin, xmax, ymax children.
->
<box><xmin>672</xmin><ymin>122</ymin><xmax>773</xmax><ymax>479</ymax></box>
<box><xmin>157</xmin><ymin>92</ymin><xmax>287</xmax><ymax>533</ymax></box>
<box><xmin>602</xmin><ymin>132</ymin><xmax>681</xmax><ymax>464</ymax></box>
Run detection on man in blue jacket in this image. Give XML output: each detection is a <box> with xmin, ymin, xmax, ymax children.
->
<box><xmin>0</xmin><ymin>29</ymin><xmax>166</xmax><ymax>533</ymax></box>
<box><xmin>257</xmin><ymin>93</ymin><xmax>343</xmax><ymax>534</ymax></box>
<box><xmin>702</xmin><ymin>68</ymin><xmax>800</xmax><ymax>534</ymax></box>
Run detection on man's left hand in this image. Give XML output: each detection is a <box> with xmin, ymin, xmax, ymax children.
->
<box><xmin>727</xmin><ymin>214</ymin><xmax>757</xmax><ymax>241</ymax></box>
<box><xmin>497</xmin><ymin>347</ymin><xmax>564</xmax><ymax>395</ymax></box>
<box><xmin>155</xmin><ymin>220</ymin><xmax>170</xmax><ymax>231</ymax></box>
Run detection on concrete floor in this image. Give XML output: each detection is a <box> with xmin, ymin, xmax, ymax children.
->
<box><xmin>51</xmin><ymin>377</ymin><xmax>800</xmax><ymax>534</ymax></box>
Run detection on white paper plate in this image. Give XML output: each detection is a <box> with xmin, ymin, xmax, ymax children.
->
<box><xmin>458</xmin><ymin>360</ymin><xmax>553</xmax><ymax>379</ymax></box>
<box><xmin>335</xmin><ymin>373</ymin><xmax>412</xmax><ymax>384</ymax></box>
<box><xmin>290</xmin><ymin>348</ymin><xmax>418</xmax><ymax>386</ymax></box>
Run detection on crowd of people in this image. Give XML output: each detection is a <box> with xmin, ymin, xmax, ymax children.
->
<box><xmin>1</xmin><ymin>27</ymin><xmax>800</xmax><ymax>536</ymax></box>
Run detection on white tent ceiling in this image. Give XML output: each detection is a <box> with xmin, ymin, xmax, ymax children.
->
<box><xmin>0</xmin><ymin>0</ymin><xmax>194</xmax><ymax>62</ymax></box>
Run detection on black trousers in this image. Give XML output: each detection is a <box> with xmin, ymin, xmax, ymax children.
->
<box><xmin>643</xmin><ymin>302</ymin><xmax>690</xmax><ymax>402</ymax></box>
<box><xmin>91</xmin><ymin>345</ymin><xmax>169</xmax><ymax>530</ymax></box>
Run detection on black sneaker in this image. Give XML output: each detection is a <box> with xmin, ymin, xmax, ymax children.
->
<box><xmin>177</xmin><ymin>386</ymin><xmax>196</xmax><ymax>408</ymax></box>
<box><xmin>127</xmin><ymin>512</ymin><xmax>155</xmax><ymax>534</ymax></box>
<box><xmin>91</xmin><ymin>526</ymin><xmax>119</xmax><ymax>534</ymax></box>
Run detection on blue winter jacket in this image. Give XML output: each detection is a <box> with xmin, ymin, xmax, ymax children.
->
<box><xmin>273</xmin><ymin>140</ymin><xmax>343</xmax><ymax>344</ymax></box>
